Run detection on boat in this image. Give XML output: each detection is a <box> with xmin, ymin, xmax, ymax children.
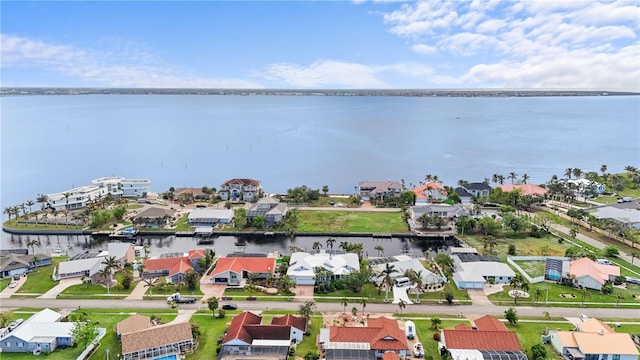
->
<box><xmin>413</xmin><ymin>341</ymin><xmax>424</xmax><ymax>358</ymax></box>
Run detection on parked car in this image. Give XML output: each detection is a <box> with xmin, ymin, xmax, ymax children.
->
<box><xmin>8</xmin><ymin>281</ymin><xmax>18</xmax><ymax>288</ymax></box>
<box><xmin>222</xmin><ymin>303</ymin><xmax>238</xmax><ymax>310</ymax></box>
<box><xmin>13</xmin><ymin>274</ymin><xmax>20</xmax><ymax>281</ymax></box>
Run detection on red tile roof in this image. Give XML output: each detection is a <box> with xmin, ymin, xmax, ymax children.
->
<box><xmin>454</xmin><ymin>324</ymin><xmax>473</xmax><ymax>330</ymax></box>
<box><xmin>143</xmin><ymin>257</ymin><xmax>193</xmax><ymax>277</ymax></box>
<box><xmin>211</xmin><ymin>257</ymin><xmax>276</xmax><ymax>278</ymax></box>
<box><xmin>500</xmin><ymin>184</ymin><xmax>548</xmax><ymax>196</ymax></box>
<box><xmin>413</xmin><ymin>182</ymin><xmax>447</xmax><ymax>200</ymax></box>
<box><xmin>473</xmin><ymin>315</ymin><xmax>508</xmax><ymax>332</ymax></box>
<box><xmin>187</xmin><ymin>249</ymin><xmax>206</xmax><ymax>260</ymax></box>
<box><xmin>223</xmin><ymin>311</ymin><xmax>262</xmax><ymax>344</ymax></box>
<box><xmin>271</xmin><ymin>314</ymin><xmax>307</xmax><ymax>332</ymax></box>
<box><xmin>382</xmin><ymin>352</ymin><xmax>401</xmax><ymax>360</ymax></box>
<box><xmin>329</xmin><ymin>317</ymin><xmax>409</xmax><ymax>351</ymax></box>
<box><xmin>443</xmin><ymin>330</ymin><xmax>522</xmax><ymax>351</ymax></box>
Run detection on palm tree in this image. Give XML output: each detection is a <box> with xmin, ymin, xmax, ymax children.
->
<box><xmin>521</xmin><ymin>174</ymin><xmax>530</xmax><ymax>184</ymax></box>
<box><xmin>397</xmin><ymin>299</ymin><xmax>406</xmax><ymax>318</ymax></box>
<box><xmin>491</xmin><ymin>174</ymin><xmax>500</xmax><ymax>185</ymax></box>
<box><xmin>508</xmin><ymin>172</ymin><xmax>518</xmax><ymax>184</ymax></box>
<box><xmin>600</xmin><ymin>164</ymin><xmax>608</xmax><ymax>177</ymax></box>
<box><xmin>564</xmin><ymin>168</ymin><xmax>573</xmax><ymax>179</ymax></box>
<box><xmin>312</xmin><ymin>241</ymin><xmax>322</xmax><ymax>253</ymax></box>
<box><xmin>430</xmin><ymin>316</ymin><xmax>441</xmax><ymax>330</ymax></box>
<box><xmin>25</xmin><ymin>200</ymin><xmax>35</xmax><ymax>215</ymax></box>
<box><xmin>360</xmin><ymin>298</ymin><xmax>367</xmax><ymax>315</ymax></box>
<box><xmin>143</xmin><ymin>277</ymin><xmax>156</xmax><ymax>298</ymax></box>
<box><xmin>207</xmin><ymin>296</ymin><xmax>219</xmax><ymax>317</ymax></box>
<box><xmin>631</xmin><ymin>251</ymin><xmax>637</xmax><ymax>265</ymax></box>
<box><xmin>36</xmin><ymin>194</ymin><xmax>48</xmax><ymax>211</ymax></box>
<box><xmin>579</xmin><ymin>287</ymin><xmax>589</xmax><ymax>308</ymax></box>
<box><xmin>381</xmin><ymin>263</ymin><xmax>396</xmax><ymax>303</ymax></box>
<box><xmin>572</xmin><ymin>168</ymin><xmax>583</xmax><ymax>179</ymax></box>
<box><xmin>3</xmin><ymin>207</ymin><xmax>12</xmax><ymax>221</ymax></box>
<box><xmin>326</xmin><ymin>238</ymin><xmax>336</xmax><ymax>256</ymax></box>
<box><xmin>99</xmin><ymin>268</ymin><xmax>112</xmax><ymax>295</ymax></box>
<box><xmin>412</xmin><ymin>270</ymin><xmax>424</xmax><ymax>303</ymax></box>
<box><xmin>532</xmin><ymin>287</ymin><xmax>544</xmax><ymax>303</ymax></box>
<box><xmin>27</xmin><ymin>239</ymin><xmax>41</xmax><ymax>255</ymax></box>
<box><xmin>374</xmin><ymin>244</ymin><xmax>384</xmax><ymax>257</ymax></box>
<box><xmin>101</xmin><ymin>256</ymin><xmax>118</xmax><ymax>294</ymax></box>
<box><xmin>341</xmin><ymin>297</ymin><xmax>349</xmax><ymax>314</ymax></box>
<box><xmin>497</xmin><ymin>175</ymin><xmax>505</xmax><ymax>185</ymax></box>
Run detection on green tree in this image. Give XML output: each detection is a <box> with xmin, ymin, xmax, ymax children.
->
<box><xmin>381</xmin><ymin>263</ymin><xmax>396</xmax><ymax>303</ymax></box>
<box><xmin>322</xmin><ymin>185</ymin><xmax>329</xmax><ymax>196</ymax></box>
<box><xmin>504</xmin><ymin>307</ymin><xmax>518</xmax><ymax>325</ymax></box>
<box><xmin>312</xmin><ymin>241</ymin><xmax>323</xmax><ymax>253</ymax></box>
<box><xmin>397</xmin><ymin>299</ymin><xmax>406</xmax><ymax>318</ymax></box>
<box><xmin>326</xmin><ymin>238</ymin><xmax>336</xmax><ymax>254</ymax></box>
<box><xmin>251</xmin><ymin>215</ymin><xmax>266</xmax><ymax>228</ymax></box>
<box><xmin>143</xmin><ymin>278</ymin><xmax>156</xmax><ymax>298</ymax></box>
<box><xmin>341</xmin><ymin>297</ymin><xmax>349</xmax><ymax>314</ymax></box>
<box><xmin>374</xmin><ymin>244</ymin><xmax>384</xmax><ymax>257</ymax></box>
<box><xmin>531</xmin><ymin>344</ymin><xmax>547</xmax><ymax>360</ymax></box>
<box><xmin>434</xmin><ymin>253</ymin><xmax>454</xmax><ymax>272</ymax></box>
<box><xmin>27</xmin><ymin>239</ymin><xmax>41</xmax><ymax>255</ymax></box>
<box><xmin>0</xmin><ymin>311</ymin><xmax>13</xmax><ymax>327</ymax></box>
<box><xmin>430</xmin><ymin>316</ymin><xmax>441</xmax><ymax>330</ymax></box>
<box><xmin>112</xmin><ymin>205</ymin><xmax>127</xmax><ymax>221</ymax></box>
<box><xmin>207</xmin><ymin>297</ymin><xmax>219</xmax><ymax>317</ymax></box>
<box><xmin>71</xmin><ymin>321</ymin><xmax>99</xmax><ymax>349</ymax></box>
<box><xmin>478</xmin><ymin>216</ymin><xmax>500</xmax><ymax>236</ymax></box>
<box><xmin>121</xmin><ymin>270</ymin><xmax>133</xmax><ymax>290</ymax></box>
<box><xmin>101</xmin><ymin>256</ymin><xmax>118</xmax><ymax>294</ymax></box>
<box><xmin>185</xmin><ymin>269</ymin><xmax>200</xmax><ymax>291</ymax></box>
<box><xmin>604</xmin><ymin>245</ymin><xmax>619</xmax><ymax>257</ymax></box>
<box><xmin>234</xmin><ymin>208</ymin><xmax>247</xmax><ymax>228</ymax></box>
<box><xmin>298</xmin><ymin>300</ymin><xmax>316</xmax><ymax>319</ymax></box>
<box><xmin>445</xmin><ymin>291</ymin><xmax>454</xmax><ymax>304</ymax></box>
<box><xmin>304</xmin><ymin>351</ymin><xmax>320</xmax><ymax>360</ymax></box>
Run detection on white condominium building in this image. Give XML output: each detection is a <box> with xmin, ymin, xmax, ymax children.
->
<box><xmin>46</xmin><ymin>176</ymin><xmax>151</xmax><ymax>210</ymax></box>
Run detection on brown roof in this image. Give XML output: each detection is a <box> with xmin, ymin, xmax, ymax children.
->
<box><xmin>116</xmin><ymin>314</ymin><xmax>151</xmax><ymax>335</ymax></box>
<box><xmin>329</xmin><ymin>316</ymin><xmax>409</xmax><ymax>351</ymax></box>
<box><xmin>222</xmin><ymin>178</ymin><xmax>261</xmax><ymax>186</ymax></box>
<box><xmin>443</xmin><ymin>330</ymin><xmax>522</xmax><ymax>351</ymax></box>
<box><xmin>121</xmin><ymin>322</ymin><xmax>193</xmax><ymax>354</ymax></box>
<box><xmin>454</xmin><ymin>324</ymin><xmax>473</xmax><ymax>330</ymax></box>
<box><xmin>223</xmin><ymin>311</ymin><xmax>262</xmax><ymax>344</ymax></box>
<box><xmin>473</xmin><ymin>315</ymin><xmax>508</xmax><ymax>332</ymax></box>
<box><xmin>175</xmin><ymin>187</ymin><xmax>207</xmax><ymax>197</ymax></box>
<box><xmin>245</xmin><ymin>324</ymin><xmax>291</xmax><ymax>341</ymax></box>
<box><xmin>271</xmin><ymin>314</ymin><xmax>307</xmax><ymax>332</ymax></box>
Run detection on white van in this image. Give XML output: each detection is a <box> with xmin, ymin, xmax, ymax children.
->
<box><xmin>596</xmin><ymin>259</ymin><xmax>612</xmax><ymax>265</ymax></box>
<box><xmin>394</xmin><ymin>277</ymin><xmax>412</xmax><ymax>288</ymax></box>
<box><xmin>405</xmin><ymin>320</ymin><xmax>416</xmax><ymax>340</ymax></box>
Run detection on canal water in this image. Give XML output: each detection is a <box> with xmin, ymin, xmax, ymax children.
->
<box><xmin>1</xmin><ymin>232</ymin><xmax>456</xmax><ymax>259</ymax></box>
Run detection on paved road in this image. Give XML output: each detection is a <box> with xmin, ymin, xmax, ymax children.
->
<box><xmin>1</xmin><ymin>298</ymin><xmax>638</xmax><ymax>320</ymax></box>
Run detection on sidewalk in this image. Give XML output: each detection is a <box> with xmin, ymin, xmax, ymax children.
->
<box><xmin>125</xmin><ymin>280</ymin><xmax>149</xmax><ymax>300</ymax></box>
<box><xmin>38</xmin><ymin>278</ymin><xmax>82</xmax><ymax>299</ymax></box>
<box><xmin>0</xmin><ymin>274</ymin><xmax>28</xmax><ymax>299</ymax></box>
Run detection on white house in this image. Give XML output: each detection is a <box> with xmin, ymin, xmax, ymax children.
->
<box><xmin>247</xmin><ymin>197</ymin><xmax>289</xmax><ymax>227</ymax></box>
<box><xmin>188</xmin><ymin>208</ymin><xmax>234</xmax><ymax>226</ymax></box>
<box><xmin>218</xmin><ymin>178</ymin><xmax>261</xmax><ymax>202</ymax></box>
<box><xmin>592</xmin><ymin>206</ymin><xmax>640</xmax><ymax>230</ymax></box>
<box><xmin>121</xmin><ymin>179</ymin><xmax>151</xmax><ymax>197</ymax></box>
<box><xmin>0</xmin><ymin>308</ymin><xmax>76</xmax><ymax>353</ymax></box>
<box><xmin>57</xmin><ymin>256</ymin><xmax>106</xmax><ymax>283</ymax></box>
<box><xmin>287</xmin><ymin>252</ymin><xmax>360</xmax><ymax>285</ymax></box>
<box><xmin>370</xmin><ymin>255</ymin><xmax>445</xmax><ymax>288</ymax></box>
<box><xmin>451</xmin><ymin>253</ymin><xmax>515</xmax><ymax>289</ymax></box>
<box><xmin>549</xmin><ymin>318</ymin><xmax>639</xmax><ymax>360</ymax></box>
<box><xmin>47</xmin><ymin>176</ymin><xmax>152</xmax><ymax>210</ymax></box>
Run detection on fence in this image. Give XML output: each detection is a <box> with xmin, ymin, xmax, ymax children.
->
<box><xmin>507</xmin><ymin>256</ymin><xmax>569</xmax><ymax>284</ymax></box>
<box><xmin>77</xmin><ymin>327</ymin><xmax>107</xmax><ymax>360</ymax></box>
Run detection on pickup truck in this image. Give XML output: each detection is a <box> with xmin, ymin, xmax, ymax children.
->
<box><xmin>167</xmin><ymin>293</ymin><xmax>197</xmax><ymax>304</ymax></box>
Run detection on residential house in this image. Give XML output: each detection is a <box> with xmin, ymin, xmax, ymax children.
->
<box><xmin>0</xmin><ymin>308</ymin><xmax>77</xmax><ymax>353</ymax></box>
<box><xmin>440</xmin><ymin>315</ymin><xmax>527</xmax><ymax>360</ymax></box>
<box><xmin>174</xmin><ymin>187</ymin><xmax>211</xmax><ymax>202</ymax></box>
<box><xmin>218</xmin><ymin>178</ymin><xmax>262</xmax><ymax>202</ymax></box>
<box><xmin>454</xmin><ymin>187</ymin><xmax>474</xmax><ymax>204</ymax></box>
<box><xmin>142</xmin><ymin>256</ymin><xmax>194</xmax><ymax>283</ymax></box>
<box><xmin>592</xmin><ymin>206</ymin><xmax>640</xmax><ymax>230</ymax></box>
<box><xmin>208</xmin><ymin>256</ymin><xmax>275</xmax><ymax>285</ymax></box>
<box><xmin>117</xmin><ymin>315</ymin><xmax>194</xmax><ymax>360</ymax></box>
<box><xmin>107</xmin><ymin>242</ymin><xmax>135</xmax><ymax>268</ymax></box>
<box><xmin>133</xmin><ymin>206</ymin><xmax>176</xmax><ymax>228</ymax></box>
<box><xmin>188</xmin><ymin>208</ymin><xmax>234</xmax><ymax>227</ymax></box>
<box><xmin>549</xmin><ymin>318</ymin><xmax>639</xmax><ymax>360</ymax></box>
<box><xmin>120</xmin><ymin>179</ymin><xmax>152</xmax><ymax>197</ymax></box>
<box><xmin>461</xmin><ymin>182</ymin><xmax>493</xmax><ymax>198</ymax></box>
<box><xmin>500</xmin><ymin>184</ymin><xmax>548</xmax><ymax>197</ymax></box>
<box><xmin>220</xmin><ymin>311</ymin><xmax>306</xmax><ymax>359</ymax></box>
<box><xmin>562</xmin><ymin>178</ymin><xmax>607</xmax><ymax>196</ymax></box>
<box><xmin>413</xmin><ymin>182</ymin><xmax>448</xmax><ymax>204</ymax></box>
<box><xmin>370</xmin><ymin>255</ymin><xmax>445</xmax><ymax>289</ymax></box>
<box><xmin>186</xmin><ymin>249</ymin><xmax>207</xmax><ymax>271</ymax></box>
<box><xmin>452</xmin><ymin>253</ymin><xmax>515</xmax><ymax>289</ymax></box>
<box><xmin>357</xmin><ymin>181</ymin><xmax>402</xmax><ymax>201</ymax></box>
<box><xmin>409</xmin><ymin>204</ymin><xmax>468</xmax><ymax>231</ymax></box>
<box><xmin>57</xmin><ymin>255</ymin><xmax>107</xmax><ymax>283</ymax></box>
<box><xmin>319</xmin><ymin>316</ymin><xmax>409</xmax><ymax>359</ymax></box>
<box><xmin>287</xmin><ymin>252</ymin><xmax>360</xmax><ymax>285</ymax></box>
<box><xmin>0</xmin><ymin>253</ymin><xmax>52</xmax><ymax>278</ymax></box>
<box><xmin>247</xmin><ymin>197</ymin><xmax>289</xmax><ymax>227</ymax></box>
<box><xmin>570</xmin><ymin>257</ymin><xmax>620</xmax><ymax>291</ymax></box>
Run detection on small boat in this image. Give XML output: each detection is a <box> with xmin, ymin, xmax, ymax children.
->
<box><xmin>413</xmin><ymin>341</ymin><xmax>424</xmax><ymax>358</ymax></box>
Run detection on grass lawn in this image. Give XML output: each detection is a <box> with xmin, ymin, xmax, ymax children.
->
<box><xmin>188</xmin><ymin>314</ymin><xmax>233</xmax><ymax>360</ymax></box>
<box><xmin>297</xmin><ymin>210</ymin><xmax>409</xmax><ymax>233</ymax></box>
<box><xmin>514</xmin><ymin>260</ymin><xmax>546</xmax><ymax>278</ymax></box>
<box><xmin>296</xmin><ymin>316</ymin><xmax>321</xmax><ymax>357</ymax></box>
<box><xmin>2</xmin><ymin>218</ymin><xmax>84</xmax><ymax>231</ymax></box>
<box><xmin>16</xmin><ymin>257</ymin><xmax>68</xmax><ymax>294</ymax></box>
<box><xmin>414</xmin><ymin>319</ymin><xmax>472</xmax><ymax>360</ymax></box>
<box><xmin>60</xmin><ymin>282</ymin><xmax>139</xmax><ymax>296</ymax></box>
<box><xmin>507</xmin><ymin>320</ymin><xmax>574</xmax><ymax>359</ymax></box>
<box><xmin>314</xmin><ymin>283</ymin><xmax>384</xmax><ymax>300</ymax></box>
<box><xmin>308</xmin><ymin>196</ymin><xmax>357</xmax><ymax>207</ymax></box>
<box><xmin>145</xmin><ymin>284</ymin><xmax>204</xmax><ymax>297</ymax></box>
<box><xmin>459</xmin><ymin>234</ymin><xmax>570</xmax><ymax>261</ymax></box>
<box><xmin>1</xmin><ymin>277</ymin><xmax>10</xmax><ymax>290</ymax></box>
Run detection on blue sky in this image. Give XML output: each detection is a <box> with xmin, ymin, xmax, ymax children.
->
<box><xmin>1</xmin><ymin>1</ymin><xmax>639</xmax><ymax>90</ymax></box>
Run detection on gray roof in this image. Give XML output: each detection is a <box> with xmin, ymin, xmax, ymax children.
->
<box><xmin>135</xmin><ymin>206</ymin><xmax>175</xmax><ymax>219</ymax></box>
<box><xmin>0</xmin><ymin>253</ymin><xmax>52</xmax><ymax>272</ymax></box>
<box><xmin>463</xmin><ymin>182</ymin><xmax>492</xmax><ymax>191</ymax></box>
<box><xmin>592</xmin><ymin>206</ymin><xmax>640</xmax><ymax>224</ymax></box>
<box><xmin>188</xmin><ymin>208</ymin><xmax>234</xmax><ymax>220</ymax></box>
<box><xmin>411</xmin><ymin>204</ymin><xmax>468</xmax><ymax>217</ymax></box>
<box><xmin>455</xmin><ymin>187</ymin><xmax>473</xmax><ymax>197</ymax></box>
<box><xmin>59</xmin><ymin>256</ymin><xmax>105</xmax><ymax>277</ymax></box>
<box><xmin>108</xmin><ymin>242</ymin><xmax>132</xmax><ymax>260</ymax></box>
<box><xmin>358</xmin><ymin>181</ymin><xmax>401</xmax><ymax>190</ymax></box>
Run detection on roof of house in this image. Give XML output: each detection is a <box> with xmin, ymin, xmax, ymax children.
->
<box><xmin>121</xmin><ymin>322</ymin><xmax>193</xmax><ymax>355</ymax></box>
<box><xmin>0</xmin><ymin>309</ymin><xmax>74</xmax><ymax>343</ymax></box>
<box><xmin>573</xmin><ymin>332</ymin><xmax>639</xmax><ymax>355</ymax></box>
<box><xmin>329</xmin><ymin>316</ymin><xmax>409</xmax><ymax>351</ymax></box>
<box><xmin>211</xmin><ymin>257</ymin><xmax>275</xmax><ymax>277</ymax></box>
<box><xmin>135</xmin><ymin>206</ymin><xmax>175</xmax><ymax>219</ymax></box>
<box><xmin>359</xmin><ymin>181</ymin><xmax>402</xmax><ymax>191</ymax></box>
<box><xmin>442</xmin><ymin>330</ymin><xmax>522</xmax><ymax>351</ymax></box>
<box><xmin>576</xmin><ymin>318</ymin><xmax>614</xmax><ymax>334</ymax></box>
<box><xmin>472</xmin><ymin>315</ymin><xmax>508</xmax><ymax>332</ymax></box>
<box><xmin>382</xmin><ymin>352</ymin><xmax>401</xmax><ymax>360</ymax></box>
<box><xmin>244</xmin><ymin>324</ymin><xmax>292</xmax><ymax>341</ymax></box>
<box><xmin>592</xmin><ymin>207</ymin><xmax>640</xmax><ymax>224</ymax></box>
<box><xmin>555</xmin><ymin>331</ymin><xmax>579</xmax><ymax>348</ymax></box>
<box><xmin>500</xmin><ymin>184</ymin><xmax>548</xmax><ymax>196</ymax></box>
<box><xmin>58</xmin><ymin>256</ymin><xmax>105</xmax><ymax>277</ymax></box>
<box><xmin>187</xmin><ymin>249</ymin><xmax>206</xmax><ymax>260</ymax></box>
<box><xmin>116</xmin><ymin>314</ymin><xmax>151</xmax><ymax>335</ymax></box>
<box><xmin>221</xmin><ymin>178</ymin><xmax>261</xmax><ymax>187</ymax></box>
<box><xmin>455</xmin><ymin>187</ymin><xmax>473</xmax><ymax>197</ymax></box>
<box><xmin>223</xmin><ymin>311</ymin><xmax>263</xmax><ymax>344</ymax></box>
<box><xmin>411</xmin><ymin>204</ymin><xmax>468</xmax><ymax>217</ymax></box>
<box><xmin>271</xmin><ymin>314</ymin><xmax>307</xmax><ymax>332</ymax></box>
<box><xmin>107</xmin><ymin>242</ymin><xmax>133</xmax><ymax>260</ymax></box>
<box><xmin>413</xmin><ymin>183</ymin><xmax>447</xmax><ymax>199</ymax></box>
<box><xmin>570</xmin><ymin>257</ymin><xmax>620</xmax><ymax>284</ymax></box>
<box><xmin>0</xmin><ymin>253</ymin><xmax>51</xmax><ymax>272</ymax></box>
<box><xmin>370</xmin><ymin>255</ymin><xmax>444</xmax><ymax>285</ymax></box>
<box><xmin>287</xmin><ymin>252</ymin><xmax>360</xmax><ymax>278</ymax></box>
<box><xmin>463</xmin><ymin>182</ymin><xmax>492</xmax><ymax>191</ymax></box>
<box><xmin>143</xmin><ymin>257</ymin><xmax>193</xmax><ymax>276</ymax></box>
<box><xmin>188</xmin><ymin>208</ymin><xmax>235</xmax><ymax>220</ymax></box>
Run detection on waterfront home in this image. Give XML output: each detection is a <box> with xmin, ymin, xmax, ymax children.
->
<box><xmin>218</xmin><ymin>178</ymin><xmax>262</xmax><ymax>202</ymax></box>
<box><xmin>133</xmin><ymin>206</ymin><xmax>176</xmax><ymax>228</ymax></box>
<box><xmin>120</xmin><ymin>178</ymin><xmax>151</xmax><ymax>197</ymax></box>
<box><xmin>142</xmin><ymin>256</ymin><xmax>194</xmax><ymax>284</ymax></box>
<box><xmin>370</xmin><ymin>255</ymin><xmax>445</xmax><ymax>289</ymax></box>
<box><xmin>247</xmin><ymin>197</ymin><xmax>289</xmax><ymax>227</ymax></box>
<box><xmin>500</xmin><ymin>184</ymin><xmax>548</xmax><ymax>196</ymax></box>
<box><xmin>440</xmin><ymin>315</ymin><xmax>526</xmax><ymax>360</ymax></box>
<box><xmin>549</xmin><ymin>318</ymin><xmax>639</xmax><ymax>360</ymax></box>
<box><xmin>208</xmin><ymin>256</ymin><xmax>275</xmax><ymax>285</ymax></box>
<box><xmin>561</xmin><ymin>178</ymin><xmax>607</xmax><ymax>196</ymax></box>
<box><xmin>451</xmin><ymin>253</ymin><xmax>515</xmax><ymax>289</ymax></box>
<box><xmin>117</xmin><ymin>315</ymin><xmax>194</xmax><ymax>360</ymax></box>
<box><xmin>175</xmin><ymin>187</ymin><xmax>211</xmax><ymax>201</ymax></box>
<box><xmin>413</xmin><ymin>182</ymin><xmax>447</xmax><ymax>204</ymax></box>
<box><xmin>220</xmin><ymin>311</ymin><xmax>307</xmax><ymax>359</ymax></box>
<box><xmin>56</xmin><ymin>255</ymin><xmax>107</xmax><ymax>283</ymax></box>
<box><xmin>454</xmin><ymin>187</ymin><xmax>474</xmax><ymax>204</ymax></box>
<box><xmin>570</xmin><ymin>257</ymin><xmax>620</xmax><ymax>291</ymax></box>
<box><xmin>47</xmin><ymin>176</ymin><xmax>152</xmax><ymax>211</ymax></box>
<box><xmin>319</xmin><ymin>316</ymin><xmax>409</xmax><ymax>360</ymax></box>
<box><xmin>106</xmin><ymin>242</ymin><xmax>135</xmax><ymax>268</ymax></box>
<box><xmin>592</xmin><ymin>206</ymin><xmax>640</xmax><ymax>230</ymax></box>
<box><xmin>357</xmin><ymin>180</ymin><xmax>402</xmax><ymax>201</ymax></box>
<box><xmin>0</xmin><ymin>308</ymin><xmax>76</xmax><ymax>353</ymax></box>
<box><xmin>287</xmin><ymin>252</ymin><xmax>360</xmax><ymax>285</ymax></box>
<box><xmin>0</xmin><ymin>253</ymin><xmax>52</xmax><ymax>278</ymax></box>
<box><xmin>187</xmin><ymin>208</ymin><xmax>234</xmax><ymax>227</ymax></box>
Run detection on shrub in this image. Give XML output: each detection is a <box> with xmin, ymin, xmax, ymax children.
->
<box><xmin>445</xmin><ymin>292</ymin><xmax>454</xmax><ymax>304</ymax></box>
<box><xmin>433</xmin><ymin>333</ymin><xmax>441</xmax><ymax>341</ymax></box>
<box><xmin>217</xmin><ymin>310</ymin><xmax>226</xmax><ymax>318</ymax></box>
<box><xmin>304</xmin><ymin>351</ymin><xmax>320</xmax><ymax>360</ymax></box>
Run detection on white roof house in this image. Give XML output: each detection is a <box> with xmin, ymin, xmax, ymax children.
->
<box><xmin>287</xmin><ymin>252</ymin><xmax>360</xmax><ymax>285</ymax></box>
<box><xmin>370</xmin><ymin>255</ymin><xmax>445</xmax><ymax>286</ymax></box>
<box><xmin>452</xmin><ymin>254</ymin><xmax>515</xmax><ymax>289</ymax></box>
<box><xmin>57</xmin><ymin>256</ymin><xmax>106</xmax><ymax>280</ymax></box>
<box><xmin>0</xmin><ymin>308</ymin><xmax>76</xmax><ymax>353</ymax></box>
<box><xmin>592</xmin><ymin>207</ymin><xmax>640</xmax><ymax>229</ymax></box>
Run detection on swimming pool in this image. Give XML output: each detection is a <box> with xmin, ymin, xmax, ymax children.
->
<box><xmin>153</xmin><ymin>354</ymin><xmax>177</xmax><ymax>360</ymax></box>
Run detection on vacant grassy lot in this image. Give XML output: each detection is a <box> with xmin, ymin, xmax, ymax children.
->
<box><xmin>297</xmin><ymin>210</ymin><xmax>408</xmax><ymax>233</ymax></box>
<box><xmin>16</xmin><ymin>257</ymin><xmax>67</xmax><ymax>294</ymax></box>
<box><xmin>187</xmin><ymin>314</ymin><xmax>229</xmax><ymax>360</ymax></box>
<box><xmin>514</xmin><ymin>260</ymin><xmax>546</xmax><ymax>278</ymax></box>
<box><xmin>459</xmin><ymin>234</ymin><xmax>570</xmax><ymax>260</ymax></box>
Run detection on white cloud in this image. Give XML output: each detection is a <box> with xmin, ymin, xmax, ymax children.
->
<box><xmin>0</xmin><ymin>34</ymin><xmax>263</xmax><ymax>88</ymax></box>
<box><xmin>411</xmin><ymin>44</ymin><xmax>437</xmax><ymax>54</ymax></box>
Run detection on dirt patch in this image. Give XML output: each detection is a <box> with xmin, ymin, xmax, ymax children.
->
<box><xmin>561</xmin><ymin>293</ymin><xmax>576</xmax><ymax>298</ymax></box>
